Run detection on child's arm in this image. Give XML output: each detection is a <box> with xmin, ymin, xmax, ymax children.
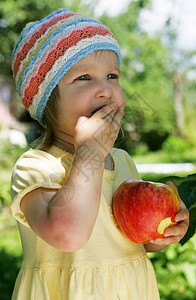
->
<box><xmin>21</xmin><ymin>103</ymin><xmax>123</xmax><ymax>252</ymax></box>
<box><xmin>144</xmin><ymin>182</ymin><xmax>189</xmax><ymax>252</ymax></box>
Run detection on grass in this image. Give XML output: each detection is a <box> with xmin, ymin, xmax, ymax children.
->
<box><xmin>132</xmin><ymin>148</ymin><xmax>196</xmax><ymax>165</ymax></box>
<box><xmin>131</xmin><ymin>146</ymin><xmax>196</xmax><ymax>179</ymax></box>
<box><xmin>140</xmin><ymin>172</ymin><xmax>196</xmax><ymax>182</ymax></box>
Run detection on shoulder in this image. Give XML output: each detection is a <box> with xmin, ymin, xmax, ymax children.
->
<box><xmin>111</xmin><ymin>148</ymin><xmax>141</xmax><ymax>179</ymax></box>
<box><xmin>14</xmin><ymin>148</ymin><xmax>61</xmax><ymax>166</ymax></box>
<box><xmin>13</xmin><ymin>148</ymin><xmax>65</xmax><ymax>175</ymax></box>
<box><xmin>111</xmin><ymin>148</ymin><xmax>135</xmax><ymax>164</ymax></box>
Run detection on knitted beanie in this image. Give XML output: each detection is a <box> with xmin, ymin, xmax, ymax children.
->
<box><xmin>12</xmin><ymin>8</ymin><xmax>121</xmax><ymax>125</ymax></box>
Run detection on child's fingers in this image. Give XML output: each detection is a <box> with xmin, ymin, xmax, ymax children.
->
<box><xmin>164</xmin><ymin>220</ymin><xmax>188</xmax><ymax>238</ymax></box>
<box><xmin>175</xmin><ymin>206</ymin><xmax>189</xmax><ymax>222</ymax></box>
<box><xmin>105</xmin><ymin>107</ymin><xmax>123</xmax><ymax>123</ymax></box>
<box><xmin>104</xmin><ymin>107</ymin><xmax>118</xmax><ymax>122</ymax></box>
<box><xmin>151</xmin><ymin>216</ymin><xmax>189</xmax><ymax>246</ymax></box>
<box><xmin>105</xmin><ymin>109</ymin><xmax>124</xmax><ymax>135</ymax></box>
<box><xmin>166</xmin><ymin>180</ymin><xmax>189</xmax><ymax>223</ymax></box>
<box><xmin>92</xmin><ymin>102</ymin><xmax>117</xmax><ymax>119</ymax></box>
<box><xmin>113</xmin><ymin>109</ymin><xmax>124</xmax><ymax>124</ymax></box>
<box><xmin>150</xmin><ymin>235</ymin><xmax>180</xmax><ymax>245</ymax></box>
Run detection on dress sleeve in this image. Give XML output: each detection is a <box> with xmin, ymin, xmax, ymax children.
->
<box><xmin>11</xmin><ymin>149</ymin><xmax>66</xmax><ymax>227</ymax></box>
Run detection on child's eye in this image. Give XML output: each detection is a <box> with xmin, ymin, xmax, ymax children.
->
<box><xmin>107</xmin><ymin>74</ymin><xmax>118</xmax><ymax>79</ymax></box>
<box><xmin>75</xmin><ymin>74</ymin><xmax>90</xmax><ymax>81</ymax></box>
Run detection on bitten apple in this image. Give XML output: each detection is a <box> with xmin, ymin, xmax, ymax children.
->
<box><xmin>112</xmin><ymin>180</ymin><xmax>181</xmax><ymax>244</ymax></box>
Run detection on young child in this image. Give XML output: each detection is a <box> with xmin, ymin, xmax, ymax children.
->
<box><xmin>11</xmin><ymin>8</ymin><xmax>189</xmax><ymax>300</ymax></box>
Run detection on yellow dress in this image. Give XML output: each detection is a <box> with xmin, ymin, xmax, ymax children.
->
<box><xmin>11</xmin><ymin>146</ymin><xmax>160</xmax><ymax>300</ymax></box>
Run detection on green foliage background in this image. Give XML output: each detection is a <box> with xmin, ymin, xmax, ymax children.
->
<box><xmin>0</xmin><ymin>0</ymin><xmax>196</xmax><ymax>299</ymax></box>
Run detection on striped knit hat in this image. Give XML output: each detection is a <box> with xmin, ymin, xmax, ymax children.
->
<box><xmin>12</xmin><ymin>8</ymin><xmax>121</xmax><ymax>125</ymax></box>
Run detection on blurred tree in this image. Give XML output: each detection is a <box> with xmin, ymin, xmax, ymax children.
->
<box><xmin>100</xmin><ymin>0</ymin><xmax>196</xmax><ymax>153</ymax></box>
<box><xmin>101</xmin><ymin>1</ymin><xmax>176</xmax><ymax>152</ymax></box>
<box><xmin>161</xmin><ymin>13</ymin><xmax>196</xmax><ymax>140</ymax></box>
<box><xmin>183</xmin><ymin>62</ymin><xmax>196</xmax><ymax>146</ymax></box>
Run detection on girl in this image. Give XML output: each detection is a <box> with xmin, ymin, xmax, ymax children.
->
<box><xmin>11</xmin><ymin>8</ymin><xmax>189</xmax><ymax>300</ymax></box>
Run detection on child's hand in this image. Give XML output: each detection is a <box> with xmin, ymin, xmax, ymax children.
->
<box><xmin>74</xmin><ymin>102</ymin><xmax>124</xmax><ymax>157</ymax></box>
<box><xmin>150</xmin><ymin>181</ymin><xmax>189</xmax><ymax>246</ymax></box>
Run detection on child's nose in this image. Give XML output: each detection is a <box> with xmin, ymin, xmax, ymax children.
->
<box><xmin>95</xmin><ymin>80</ymin><xmax>113</xmax><ymax>100</ymax></box>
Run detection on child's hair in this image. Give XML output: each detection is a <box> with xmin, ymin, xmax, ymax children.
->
<box><xmin>32</xmin><ymin>85</ymin><xmax>59</xmax><ymax>150</ymax></box>
<box><xmin>12</xmin><ymin>8</ymin><xmax>121</xmax><ymax>147</ymax></box>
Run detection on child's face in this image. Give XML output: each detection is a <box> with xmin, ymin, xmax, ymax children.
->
<box><xmin>55</xmin><ymin>50</ymin><xmax>125</xmax><ymax>139</ymax></box>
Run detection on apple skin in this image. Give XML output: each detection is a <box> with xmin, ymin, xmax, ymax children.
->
<box><xmin>112</xmin><ymin>180</ymin><xmax>181</xmax><ymax>244</ymax></box>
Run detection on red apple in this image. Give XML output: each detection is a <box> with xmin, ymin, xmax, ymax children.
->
<box><xmin>112</xmin><ymin>180</ymin><xmax>181</xmax><ymax>244</ymax></box>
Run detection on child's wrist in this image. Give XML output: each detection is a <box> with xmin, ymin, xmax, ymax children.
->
<box><xmin>76</xmin><ymin>143</ymin><xmax>104</xmax><ymax>160</ymax></box>
<box><xmin>75</xmin><ymin>140</ymin><xmax>108</xmax><ymax>160</ymax></box>
<box><xmin>73</xmin><ymin>143</ymin><xmax>105</xmax><ymax>174</ymax></box>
